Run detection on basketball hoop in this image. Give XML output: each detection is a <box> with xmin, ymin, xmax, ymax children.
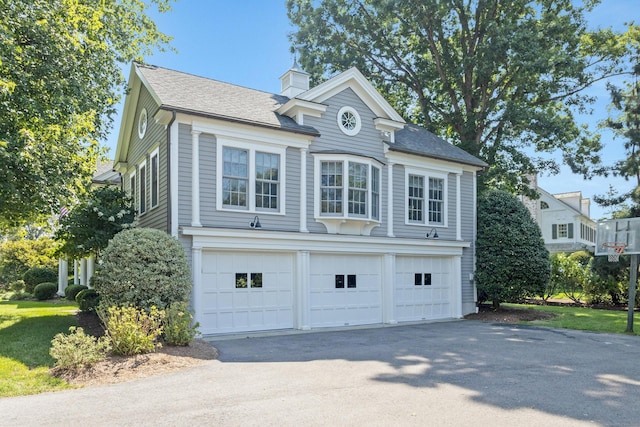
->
<box><xmin>603</xmin><ymin>242</ymin><xmax>627</xmax><ymax>262</ymax></box>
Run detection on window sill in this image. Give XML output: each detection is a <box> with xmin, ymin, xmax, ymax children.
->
<box><xmin>315</xmin><ymin>217</ymin><xmax>380</xmax><ymax>236</ymax></box>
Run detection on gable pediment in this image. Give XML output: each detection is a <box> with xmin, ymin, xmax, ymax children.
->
<box><xmin>300</xmin><ymin>67</ymin><xmax>405</xmax><ymax>123</ymax></box>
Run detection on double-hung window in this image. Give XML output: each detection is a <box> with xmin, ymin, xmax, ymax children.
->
<box><xmin>406</xmin><ymin>169</ymin><xmax>447</xmax><ymax>227</ymax></box>
<box><xmin>138</xmin><ymin>160</ymin><xmax>147</xmax><ymax>215</ymax></box>
<box><xmin>129</xmin><ymin>170</ymin><xmax>137</xmax><ymax>212</ymax></box>
<box><xmin>150</xmin><ymin>148</ymin><xmax>159</xmax><ymax>209</ymax></box>
<box><xmin>217</xmin><ymin>141</ymin><xmax>284</xmax><ymax>214</ymax></box>
<box><xmin>316</xmin><ymin>155</ymin><xmax>381</xmax><ymax>222</ymax></box>
<box><xmin>222</xmin><ymin>147</ymin><xmax>249</xmax><ymax>208</ymax></box>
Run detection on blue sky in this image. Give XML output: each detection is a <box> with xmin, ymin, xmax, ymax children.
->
<box><xmin>106</xmin><ymin>0</ymin><xmax>640</xmax><ymax>220</ymax></box>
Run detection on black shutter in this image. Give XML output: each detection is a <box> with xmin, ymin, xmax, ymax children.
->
<box><xmin>552</xmin><ymin>224</ymin><xmax>557</xmax><ymax>239</ymax></box>
<box><xmin>568</xmin><ymin>223</ymin><xmax>574</xmax><ymax>239</ymax></box>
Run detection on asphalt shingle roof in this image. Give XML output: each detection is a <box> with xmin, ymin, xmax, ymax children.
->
<box><xmin>393</xmin><ymin>124</ymin><xmax>487</xmax><ymax>168</ymax></box>
<box><xmin>137</xmin><ymin>63</ymin><xmax>485</xmax><ymax>168</ymax></box>
<box><xmin>136</xmin><ymin>63</ymin><xmax>319</xmax><ymax>136</ymax></box>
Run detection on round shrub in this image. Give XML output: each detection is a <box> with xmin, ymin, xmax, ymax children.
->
<box><xmin>92</xmin><ymin>228</ymin><xmax>192</xmax><ymax>310</ymax></box>
<box><xmin>476</xmin><ymin>189</ymin><xmax>550</xmax><ymax>308</ymax></box>
<box><xmin>76</xmin><ymin>289</ymin><xmax>100</xmax><ymax>312</ymax></box>
<box><xmin>23</xmin><ymin>267</ymin><xmax>57</xmax><ymax>293</ymax></box>
<box><xmin>34</xmin><ymin>282</ymin><xmax>58</xmax><ymax>300</ymax></box>
<box><xmin>65</xmin><ymin>284</ymin><xmax>88</xmax><ymax>301</ymax></box>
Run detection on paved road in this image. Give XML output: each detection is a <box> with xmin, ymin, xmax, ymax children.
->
<box><xmin>2</xmin><ymin>320</ymin><xmax>639</xmax><ymax>426</ymax></box>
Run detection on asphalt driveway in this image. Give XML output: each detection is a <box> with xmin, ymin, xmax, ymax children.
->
<box><xmin>2</xmin><ymin>320</ymin><xmax>639</xmax><ymax>426</ymax></box>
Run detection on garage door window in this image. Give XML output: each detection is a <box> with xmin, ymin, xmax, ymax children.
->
<box><xmin>235</xmin><ymin>272</ymin><xmax>263</xmax><ymax>288</ymax></box>
<box><xmin>335</xmin><ymin>274</ymin><xmax>357</xmax><ymax>288</ymax></box>
<box><xmin>414</xmin><ymin>273</ymin><xmax>432</xmax><ymax>286</ymax></box>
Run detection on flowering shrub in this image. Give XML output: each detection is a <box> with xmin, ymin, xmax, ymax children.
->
<box><xmin>50</xmin><ymin>327</ymin><xmax>111</xmax><ymax>370</ymax></box>
<box><xmin>163</xmin><ymin>302</ymin><xmax>199</xmax><ymax>346</ymax></box>
<box><xmin>55</xmin><ymin>186</ymin><xmax>135</xmax><ymax>259</ymax></box>
<box><xmin>92</xmin><ymin>228</ymin><xmax>192</xmax><ymax>311</ymax></box>
<box><xmin>100</xmin><ymin>305</ymin><xmax>164</xmax><ymax>356</ymax></box>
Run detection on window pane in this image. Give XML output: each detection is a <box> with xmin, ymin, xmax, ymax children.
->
<box><xmin>348</xmin><ymin>162</ymin><xmax>367</xmax><ymax>216</ymax></box>
<box><xmin>151</xmin><ymin>153</ymin><xmax>158</xmax><ymax>208</ymax></box>
<box><xmin>428</xmin><ymin>177</ymin><xmax>444</xmax><ymax>224</ymax></box>
<box><xmin>372</xmin><ymin>167</ymin><xmax>380</xmax><ymax>220</ymax></box>
<box><xmin>235</xmin><ymin>273</ymin><xmax>248</xmax><ymax>288</ymax></box>
<box><xmin>251</xmin><ymin>273</ymin><xmax>263</xmax><ymax>288</ymax></box>
<box><xmin>223</xmin><ymin>147</ymin><xmax>248</xmax><ymax>208</ymax></box>
<box><xmin>408</xmin><ymin>174</ymin><xmax>424</xmax><ymax>222</ymax></box>
<box><xmin>255</xmin><ymin>152</ymin><xmax>279</xmax><ymax>210</ymax></box>
<box><xmin>321</xmin><ymin>161</ymin><xmax>343</xmax><ymax>214</ymax></box>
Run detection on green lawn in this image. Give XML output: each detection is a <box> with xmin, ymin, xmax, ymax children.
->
<box><xmin>510</xmin><ymin>303</ymin><xmax>640</xmax><ymax>336</ymax></box>
<box><xmin>0</xmin><ymin>300</ymin><xmax>79</xmax><ymax>397</ymax></box>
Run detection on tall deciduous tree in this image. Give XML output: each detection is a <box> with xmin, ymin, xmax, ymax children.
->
<box><xmin>0</xmin><ymin>0</ymin><xmax>173</xmax><ymax>229</ymax></box>
<box><xmin>287</xmin><ymin>0</ymin><xmax>637</xmax><ymax>193</ymax></box>
<box><xmin>593</xmin><ymin>63</ymin><xmax>640</xmax><ymax>216</ymax></box>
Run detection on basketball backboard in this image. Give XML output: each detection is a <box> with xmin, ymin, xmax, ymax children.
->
<box><xmin>595</xmin><ymin>217</ymin><xmax>640</xmax><ymax>256</ymax></box>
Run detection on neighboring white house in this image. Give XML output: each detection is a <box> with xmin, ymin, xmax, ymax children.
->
<box><xmin>522</xmin><ymin>175</ymin><xmax>596</xmax><ymax>253</ymax></box>
<box><xmin>113</xmin><ymin>62</ymin><xmax>487</xmax><ymax>335</ymax></box>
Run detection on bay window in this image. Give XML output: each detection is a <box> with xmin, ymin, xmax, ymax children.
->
<box><xmin>315</xmin><ymin>155</ymin><xmax>382</xmax><ymax>228</ymax></box>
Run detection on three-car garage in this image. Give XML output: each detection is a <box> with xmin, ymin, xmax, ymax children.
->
<box><xmin>190</xmin><ymin>232</ymin><xmax>465</xmax><ymax>335</ymax></box>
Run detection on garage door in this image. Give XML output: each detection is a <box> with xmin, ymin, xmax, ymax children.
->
<box><xmin>200</xmin><ymin>251</ymin><xmax>294</xmax><ymax>334</ymax></box>
<box><xmin>395</xmin><ymin>256</ymin><xmax>451</xmax><ymax>322</ymax></box>
<box><xmin>309</xmin><ymin>254</ymin><xmax>382</xmax><ymax>327</ymax></box>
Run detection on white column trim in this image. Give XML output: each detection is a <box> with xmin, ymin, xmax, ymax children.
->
<box><xmin>80</xmin><ymin>258</ymin><xmax>87</xmax><ymax>286</ymax></box>
<box><xmin>73</xmin><ymin>260</ymin><xmax>79</xmax><ymax>284</ymax></box>
<box><xmin>299</xmin><ymin>148</ymin><xmax>308</xmax><ymax>233</ymax></box>
<box><xmin>170</xmin><ymin>121</ymin><xmax>180</xmax><ymax>237</ymax></box>
<box><xmin>387</xmin><ymin>162</ymin><xmax>394</xmax><ymax>237</ymax></box>
<box><xmin>191</xmin><ymin>130</ymin><xmax>202</xmax><ymax>227</ymax></box>
<box><xmin>383</xmin><ymin>253</ymin><xmax>397</xmax><ymax>324</ymax></box>
<box><xmin>192</xmin><ymin>247</ymin><xmax>203</xmax><ymax>328</ymax></box>
<box><xmin>297</xmin><ymin>251</ymin><xmax>311</xmax><ymax>330</ymax></box>
<box><xmin>456</xmin><ymin>173</ymin><xmax>462</xmax><ymax>241</ymax></box>
<box><xmin>86</xmin><ymin>255</ymin><xmax>95</xmax><ymax>287</ymax></box>
<box><xmin>451</xmin><ymin>256</ymin><xmax>463</xmax><ymax>318</ymax></box>
<box><xmin>57</xmin><ymin>259</ymin><xmax>68</xmax><ymax>297</ymax></box>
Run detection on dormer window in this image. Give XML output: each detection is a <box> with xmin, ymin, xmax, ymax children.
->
<box><xmin>337</xmin><ymin>106</ymin><xmax>361</xmax><ymax>136</ymax></box>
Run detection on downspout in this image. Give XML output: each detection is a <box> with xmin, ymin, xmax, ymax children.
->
<box><xmin>166</xmin><ymin>110</ymin><xmax>177</xmax><ymax>235</ymax></box>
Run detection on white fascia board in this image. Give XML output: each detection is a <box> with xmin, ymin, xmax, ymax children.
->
<box><xmin>384</xmin><ymin>149</ymin><xmax>464</xmax><ymax>175</ymax></box>
<box><xmin>134</xmin><ymin>63</ymin><xmax>163</xmax><ymax>106</ymax></box>
<box><xmin>385</xmin><ymin>147</ymin><xmax>482</xmax><ymax>174</ymax></box>
<box><xmin>300</xmin><ymin>67</ymin><xmax>405</xmax><ymax>123</ymax></box>
<box><xmin>114</xmin><ymin>64</ymin><xmax>142</xmax><ymax>173</ymax></box>
<box><xmin>181</xmin><ymin>227</ymin><xmax>470</xmax><ymax>256</ymax></box>
<box><xmin>187</xmin><ymin>117</ymin><xmax>314</xmax><ymax>149</ymax></box>
<box><xmin>276</xmin><ymin>98</ymin><xmax>327</xmax><ymax>119</ymax></box>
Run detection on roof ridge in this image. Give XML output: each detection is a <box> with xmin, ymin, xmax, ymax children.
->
<box><xmin>135</xmin><ymin>62</ymin><xmax>285</xmax><ymax>98</ymax></box>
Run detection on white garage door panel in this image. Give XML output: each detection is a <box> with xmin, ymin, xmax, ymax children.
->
<box><xmin>310</xmin><ymin>254</ymin><xmax>382</xmax><ymax>327</ymax></box>
<box><xmin>200</xmin><ymin>251</ymin><xmax>294</xmax><ymax>334</ymax></box>
<box><xmin>395</xmin><ymin>256</ymin><xmax>452</xmax><ymax>322</ymax></box>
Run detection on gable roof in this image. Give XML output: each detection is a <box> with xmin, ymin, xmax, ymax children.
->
<box><xmin>391</xmin><ymin>124</ymin><xmax>488</xmax><ymax>168</ymax></box>
<box><xmin>298</xmin><ymin>67</ymin><xmax>405</xmax><ymax>123</ymax></box>
<box><xmin>537</xmin><ymin>187</ymin><xmax>591</xmax><ymax>219</ymax></box>
<box><xmin>116</xmin><ymin>63</ymin><xmax>486</xmax><ymax>171</ymax></box>
<box><xmin>135</xmin><ymin>63</ymin><xmax>319</xmax><ymax>136</ymax></box>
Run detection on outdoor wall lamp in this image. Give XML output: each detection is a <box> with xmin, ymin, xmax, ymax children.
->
<box><xmin>250</xmin><ymin>215</ymin><xmax>262</xmax><ymax>229</ymax></box>
<box><xmin>425</xmin><ymin>228</ymin><xmax>439</xmax><ymax>239</ymax></box>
